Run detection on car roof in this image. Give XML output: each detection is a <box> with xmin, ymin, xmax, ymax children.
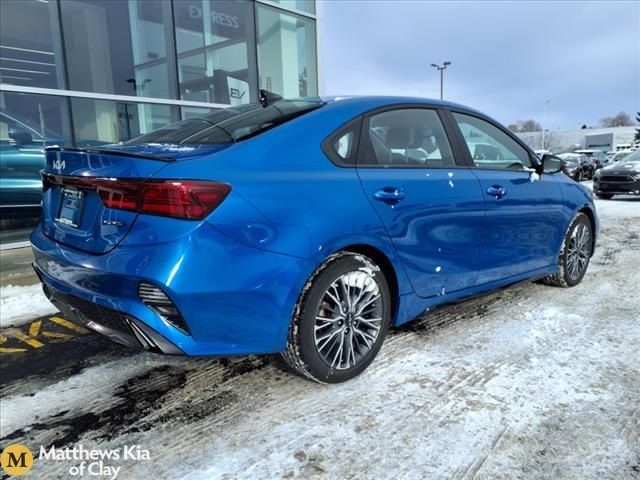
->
<box><xmin>320</xmin><ymin>95</ymin><xmax>487</xmax><ymax>117</ymax></box>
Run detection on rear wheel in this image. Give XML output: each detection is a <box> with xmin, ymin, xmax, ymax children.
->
<box><xmin>282</xmin><ymin>252</ymin><xmax>391</xmax><ymax>383</ymax></box>
<box><xmin>543</xmin><ymin>213</ymin><xmax>593</xmax><ymax>287</ymax></box>
<box><xmin>596</xmin><ymin>193</ymin><xmax>613</xmax><ymax>199</ymax></box>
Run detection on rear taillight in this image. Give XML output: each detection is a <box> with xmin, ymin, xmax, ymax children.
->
<box><xmin>98</xmin><ymin>180</ymin><xmax>230</xmax><ymax>219</ymax></box>
<box><xmin>43</xmin><ymin>174</ymin><xmax>230</xmax><ymax>220</ymax></box>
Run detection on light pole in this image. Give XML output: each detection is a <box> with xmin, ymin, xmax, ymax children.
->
<box><xmin>542</xmin><ymin>100</ymin><xmax>551</xmax><ymax>150</ymax></box>
<box><xmin>430</xmin><ymin>61</ymin><xmax>451</xmax><ymax>100</ymax></box>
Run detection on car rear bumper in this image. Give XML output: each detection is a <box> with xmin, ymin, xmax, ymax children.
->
<box><xmin>30</xmin><ymin>221</ymin><xmax>312</xmax><ymax>356</ymax></box>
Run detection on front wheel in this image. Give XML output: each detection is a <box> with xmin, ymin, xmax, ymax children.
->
<box><xmin>281</xmin><ymin>252</ymin><xmax>391</xmax><ymax>383</ymax></box>
<box><xmin>543</xmin><ymin>213</ymin><xmax>593</xmax><ymax>287</ymax></box>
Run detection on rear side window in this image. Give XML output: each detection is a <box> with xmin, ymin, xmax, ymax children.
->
<box><xmin>359</xmin><ymin>109</ymin><xmax>455</xmax><ymax>167</ymax></box>
<box><xmin>128</xmin><ymin>100</ymin><xmax>323</xmax><ymax>145</ymax></box>
<box><xmin>322</xmin><ymin>118</ymin><xmax>361</xmax><ymax>166</ymax></box>
<box><xmin>452</xmin><ymin>112</ymin><xmax>532</xmax><ymax>170</ymax></box>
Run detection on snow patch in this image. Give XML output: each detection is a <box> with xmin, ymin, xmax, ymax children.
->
<box><xmin>0</xmin><ymin>284</ymin><xmax>56</xmax><ymax>328</ymax></box>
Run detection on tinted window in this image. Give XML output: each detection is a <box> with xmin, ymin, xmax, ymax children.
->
<box><xmin>128</xmin><ymin>99</ymin><xmax>323</xmax><ymax>145</ymax></box>
<box><xmin>360</xmin><ymin>109</ymin><xmax>455</xmax><ymax>167</ymax></box>
<box><xmin>453</xmin><ymin>113</ymin><xmax>531</xmax><ymax>170</ymax></box>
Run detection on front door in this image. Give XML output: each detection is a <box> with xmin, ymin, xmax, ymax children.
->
<box><xmin>449</xmin><ymin>111</ymin><xmax>565</xmax><ymax>285</ymax></box>
<box><xmin>356</xmin><ymin>107</ymin><xmax>485</xmax><ymax>298</ymax></box>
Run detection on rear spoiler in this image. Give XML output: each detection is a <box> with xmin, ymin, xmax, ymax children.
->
<box><xmin>45</xmin><ymin>146</ymin><xmax>176</xmax><ymax>162</ymax></box>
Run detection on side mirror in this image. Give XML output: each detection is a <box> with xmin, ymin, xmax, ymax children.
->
<box><xmin>8</xmin><ymin>127</ymin><xmax>33</xmax><ymax>145</ymax></box>
<box><xmin>540</xmin><ymin>154</ymin><xmax>562</xmax><ymax>174</ymax></box>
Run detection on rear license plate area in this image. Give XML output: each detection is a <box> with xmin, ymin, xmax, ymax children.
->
<box><xmin>56</xmin><ymin>188</ymin><xmax>84</xmax><ymax>228</ymax></box>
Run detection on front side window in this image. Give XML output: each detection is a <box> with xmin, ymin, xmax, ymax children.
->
<box><xmin>360</xmin><ymin>109</ymin><xmax>455</xmax><ymax>167</ymax></box>
<box><xmin>453</xmin><ymin>113</ymin><xmax>532</xmax><ymax>170</ymax></box>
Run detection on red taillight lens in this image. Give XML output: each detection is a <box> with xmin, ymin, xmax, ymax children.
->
<box><xmin>42</xmin><ymin>173</ymin><xmax>230</xmax><ymax>220</ymax></box>
<box><xmin>98</xmin><ymin>180</ymin><xmax>231</xmax><ymax>219</ymax></box>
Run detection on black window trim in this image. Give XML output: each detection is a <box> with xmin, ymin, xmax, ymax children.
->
<box><xmin>355</xmin><ymin>104</ymin><xmax>469</xmax><ymax>170</ymax></box>
<box><xmin>442</xmin><ymin>108</ymin><xmax>541</xmax><ymax>172</ymax></box>
<box><xmin>321</xmin><ymin>116</ymin><xmax>363</xmax><ymax>167</ymax></box>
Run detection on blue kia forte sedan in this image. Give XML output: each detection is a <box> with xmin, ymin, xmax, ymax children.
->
<box><xmin>31</xmin><ymin>94</ymin><xmax>598</xmax><ymax>383</ymax></box>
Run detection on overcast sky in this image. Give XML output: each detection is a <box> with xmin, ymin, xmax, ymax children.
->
<box><xmin>317</xmin><ymin>0</ymin><xmax>640</xmax><ymax>131</ymax></box>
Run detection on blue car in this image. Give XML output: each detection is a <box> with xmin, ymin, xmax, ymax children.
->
<box><xmin>31</xmin><ymin>95</ymin><xmax>598</xmax><ymax>383</ymax></box>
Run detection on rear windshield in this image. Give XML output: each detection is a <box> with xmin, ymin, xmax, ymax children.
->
<box><xmin>128</xmin><ymin>99</ymin><xmax>323</xmax><ymax>145</ymax></box>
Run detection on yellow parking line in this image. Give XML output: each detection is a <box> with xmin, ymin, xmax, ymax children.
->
<box><xmin>29</xmin><ymin>320</ymin><xmax>42</xmax><ymax>337</ymax></box>
<box><xmin>0</xmin><ymin>335</ymin><xmax>27</xmax><ymax>353</ymax></box>
<box><xmin>43</xmin><ymin>331</ymin><xmax>74</xmax><ymax>340</ymax></box>
<box><xmin>13</xmin><ymin>332</ymin><xmax>45</xmax><ymax>349</ymax></box>
<box><xmin>49</xmin><ymin>316</ymin><xmax>89</xmax><ymax>334</ymax></box>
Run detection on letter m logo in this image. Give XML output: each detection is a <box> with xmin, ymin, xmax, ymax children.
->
<box><xmin>6</xmin><ymin>451</ymin><xmax>27</xmax><ymax>468</ymax></box>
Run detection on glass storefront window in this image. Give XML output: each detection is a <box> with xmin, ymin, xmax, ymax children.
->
<box><xmin>174</xmin><ymin>0</ymin><xmax>258</xmax><ymax>105</ymax></box>
<box><xmin>70</xmin><ymin>98</ymin><xmax>179</xmax><ymax>146</ymax></box>
<box><xmin>181</xmin><ymin>106</ymin><xmax>219</xmax><ymax>119</ymax></box>
<box><xmin>267</xmin><ymin>0</ymin><xmax>315</xmax><ymax>15</ymax></box>
<box><xmin>256</xmin><ymin>4</ymin><xmax>317</xmax><ymax>98</ymax></box>
<box><xmin>0</xmin><ymin>0</ymin><xmax>65</xmax><ymax>88</ymax></box>
<box><xmin>60</xmin><ymin>0</ymin><xmax>177</xmax><ymax>99</ymax></box>
<box><xmin>0</xmin><ymin>92</ymin><xmax>72</xmax><ymax>244</ymax></box>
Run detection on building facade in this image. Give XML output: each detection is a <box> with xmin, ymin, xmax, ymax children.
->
<box><xmin>517</xmin><ymin>126</ymin><xmax>638</xmax><ymax>154</ymax></box>
<box><xmin>0</xmin><ymin>0</ymin><xmax>318</xmax><ymax>245</ymax></box>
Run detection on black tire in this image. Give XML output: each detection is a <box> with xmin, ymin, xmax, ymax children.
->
<box><xmin>576</xmin><ymin>170</ymin><xmax>583</xmax><ymax>182</ymax></box>
<box><xmin>596</xmin><ymin>193</ymin><xmax>613</xmax><ymax>200</ymax></box>
<box><xmin>281</xmin><ymin>252</ymin><xmax>391</xmax><ymax>383</ymax></box>
<box><xmin>543</xmin><ymin>213</ymin><xmax>593</xmax><ymax>287</ymax></box>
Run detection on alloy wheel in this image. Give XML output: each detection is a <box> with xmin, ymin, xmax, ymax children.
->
<box><xmin>566</xmin><ymin>223</ymin><xmax>591</xmax><ymax>280</ymax></box>
<box><xmin>313</xmin><ymin>270</ymin><xmax>383</xmax><ymax>370</ymax></box>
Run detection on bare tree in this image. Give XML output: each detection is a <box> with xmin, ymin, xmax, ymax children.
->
<box><xmin>635</xmin><ymin>112</ymin><xmax>640</xmax><ymax>143</ymax></box>
<box><xmin>508</xmin><ymin>119</ymin><xmax>542</xmax><ymax>133</ymax></box>
<box><xmin>599</xmin><ymin>112</ymin><xmax>633</xmax><ymax>128</ymax></box>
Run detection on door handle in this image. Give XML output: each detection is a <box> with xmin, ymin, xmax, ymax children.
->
<box><xmin>486</xmin><ymin>185</ymin><xmax>507</xmax><ymax>199</ymax></box>
<box><xmin>373</xmin><ymin>188</ymin><xmax>406</xmax><ymax>204</ymax></box>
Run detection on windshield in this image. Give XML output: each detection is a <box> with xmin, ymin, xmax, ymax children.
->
<box><xmin>127</xmin><ymin>99</ymin><xmax>324</xmax><ymax>146</ymax></box>
<box><xmin>622</xmin><ymin>150</ymin><xmax>640</xmax><ymax>163</ymax></box>
<box><xmin>613</xmin><ymin>151</ymin><xmax>632</xmax><ymax>161</ymax></box>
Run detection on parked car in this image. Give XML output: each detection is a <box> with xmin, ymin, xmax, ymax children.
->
<box><xmin>0</xmin><ymin>110</ymin><xmax>63</xmax><ymax>218</ymax></box>
<box><xmin>574</xmin><ymin>149</ymin><xmax>606</xmax><ymax>170</ymax></box>
<box><xmin>593</xmin><ymin>149</ymin><xmax>640</xmax><ymax>199</ymax></box>
<box><xmin>557</xmin><ymin>153</ymin><xmax>591</xmax><ymax>181</ymax></box>
<box><xmin>609</xmin><ymin>150</ymin><xmax>633</xmax><ymax>164</ymax></box>
<box><xmin>31</xmin><ymin>95</ymin><xmax>598</xmax><ymax>383</ymax></box>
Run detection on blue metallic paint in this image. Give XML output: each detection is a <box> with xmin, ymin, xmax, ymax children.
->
<box><xmin>31</xmin><ymin>96</ymin><xmax>598</xmax><ymax>357</ymax></box>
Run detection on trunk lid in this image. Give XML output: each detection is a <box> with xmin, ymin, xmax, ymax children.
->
<box><xmin>41</xmin><ymin>145</ymin><xmax>224</xmax><ymax>254</ymax></box>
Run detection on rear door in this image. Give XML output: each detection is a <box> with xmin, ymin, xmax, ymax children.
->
<box><xmin>356</xmin><ymin>107</ymin><xmax>485</xmax><ymax>298</ymax></box>
<box><xmin>448</xmin><ymin>111</ymin><xmax>565</xmax><ymax>284</ymax></box>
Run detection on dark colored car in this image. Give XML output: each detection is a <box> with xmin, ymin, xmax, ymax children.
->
<box><xmin>575</xmin><ymin>149</ymin><xmax>606</xmax><ymax>171</ymax></box>
<box><xmin>593</xmin><ymin>149</ymin><xmax>640</xmax><ymax>199</ymax></box>
<box><xmin>557</xmin><ymin>153</ymin><xmax>591</xmax><ymax>181</ymax></box>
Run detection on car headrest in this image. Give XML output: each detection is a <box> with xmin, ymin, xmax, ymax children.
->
<box><xmin>386</xmin><ymin>126</ymin><xmax>422</xmax><ymax>149</ymax></box>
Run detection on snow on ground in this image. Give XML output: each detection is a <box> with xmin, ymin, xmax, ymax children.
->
<box><xmin>1</xmin><ymin>195</ymin><xmax>639</xmax><ymax>480</ymax></box>
<box><xmin>0</xmin><ymin>283</ymin><xmax>56</xmax><ymax>328</ymax></box>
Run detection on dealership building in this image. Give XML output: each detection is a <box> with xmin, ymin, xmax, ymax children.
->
<box><xmin>517</xmin><ymin>126</ymin><xmax>638</xmax><ymax>154</ymax></box>
<box><xmin>0</xmin><ymin>0</ymin><xmax>318</xmax><ymax>246</ymax></box>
